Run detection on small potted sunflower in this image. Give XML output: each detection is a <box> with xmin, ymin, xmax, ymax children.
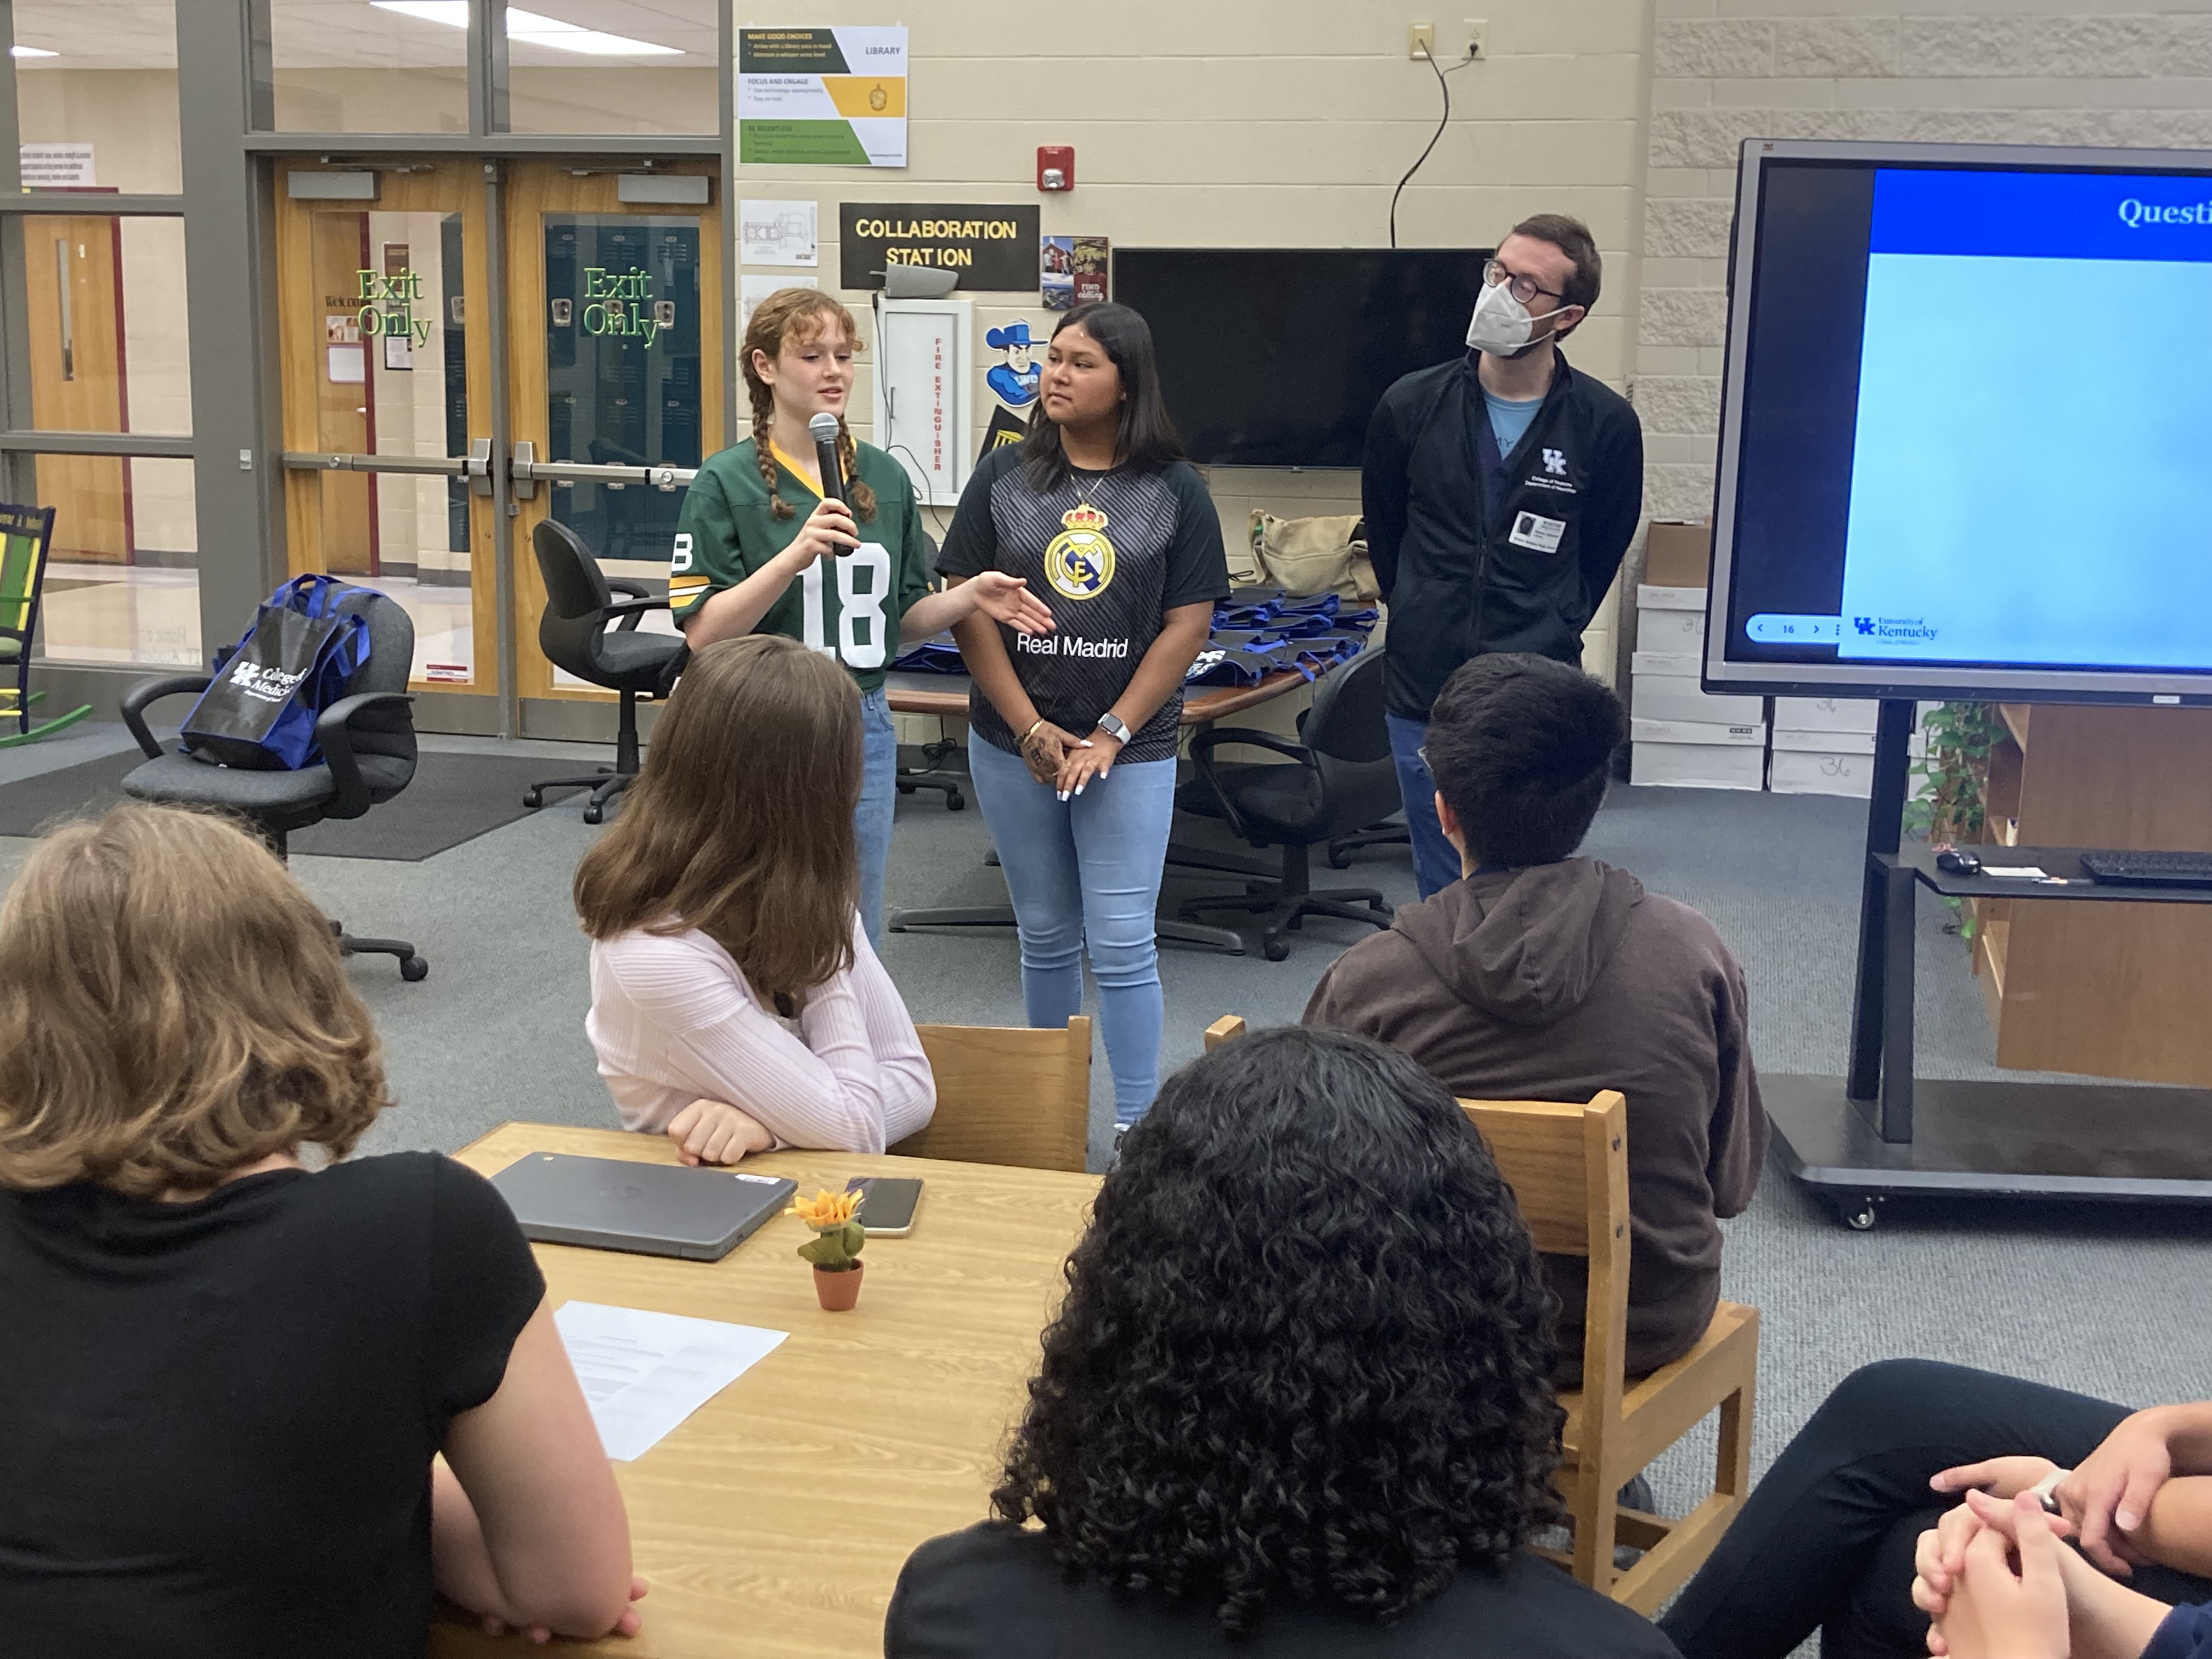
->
<box><xmin>792</xmin><ymin>1187</ymin><xmax>867</xmax><ymax>1311</ymax></box>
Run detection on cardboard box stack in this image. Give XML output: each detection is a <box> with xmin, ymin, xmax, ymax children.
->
<box><xmin>1768</xmin><ymin>697</ymin><xmax>1879</xmax><ymax>797</ymax></box>
<box><xmin>1628</xmin><ymin>522</ymin><xmax>1769</xmax><ymax>791</ymax></box>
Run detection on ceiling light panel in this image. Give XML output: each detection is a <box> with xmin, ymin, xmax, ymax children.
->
<box><xmin>370</xmin><ymin>1</ymin><xmax>682</xmax><ymax>55</ymax></box>
<box><xmin>13</xmin><ymin>2</ymin><xmax>177</xmax><ymax>69</ymax></box>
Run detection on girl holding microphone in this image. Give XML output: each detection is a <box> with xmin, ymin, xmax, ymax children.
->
<box><xmin>670</xmin><ymin>287</ymin><xmax>1053</xmax><ymax>946</ymax></box>
<box><xmin>937</xmin><ymin>302</ymin><xmax>1229</xmax><ymax>1131</ymax></box>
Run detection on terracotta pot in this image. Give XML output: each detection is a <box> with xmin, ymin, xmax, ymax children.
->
<box><xmin>812</xmin><ymin>1261</ymin><xmax>864</xmax><ymax>1312</ymax></box>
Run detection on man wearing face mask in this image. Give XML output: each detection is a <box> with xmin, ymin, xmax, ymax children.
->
<box><xmin>1362</xmin><ymin>213</ymin><xmax>1644</xmax><ymax>900</ymax></box>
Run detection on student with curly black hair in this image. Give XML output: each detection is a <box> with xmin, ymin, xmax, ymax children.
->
<box><xmin>883</xmin><ymin>1025</ymin><xmax>1681</xmax><ymax>1657</ymax></box>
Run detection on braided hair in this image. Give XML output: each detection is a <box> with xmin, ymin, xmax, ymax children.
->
<box><xmin>739</xmin><ymin>287</ymin><xmax>878</xmax><ymax>524</ymax></box>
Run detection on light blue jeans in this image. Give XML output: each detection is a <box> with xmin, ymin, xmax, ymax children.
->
<box><xmin>1385</xmin><ymin>711</ymin><xmax>1465</xmax><ymax>901</ymax></box>
<box><xmin>966</xmin><ymin>735</ymin><xmax>1176</xmax><ymax>1126</ymax></box>
<box><xmin>855</xmin><ymin>685</ymin><xmax>897</xmax><ymax>950</ymax></box>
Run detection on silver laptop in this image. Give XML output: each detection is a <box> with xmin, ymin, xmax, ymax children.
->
<box><xmin>491</xmin><ymin>1153</ymin><xmax>798</xmax><ymax>1262</ymax></box>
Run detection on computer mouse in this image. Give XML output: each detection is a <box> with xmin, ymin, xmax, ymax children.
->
<box><xmin>1936</xmin><ymin>848</ymin><xmax>1982</xmax><ymax>876</ymax></box>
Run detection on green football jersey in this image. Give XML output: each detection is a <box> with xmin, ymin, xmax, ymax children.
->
<box><xmin>667</xmin><ymin>437</ymin><xmax>933</xmax><ymax>692</ymax></box>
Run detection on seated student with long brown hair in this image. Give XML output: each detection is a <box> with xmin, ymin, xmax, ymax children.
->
<box><xmin>574</xmin><ymin>633</ymin><xmax>934</xmax><ymax>1165</ymax></box>
<box><xmin>0</xmin><ymin>805</ymin><xmax>640</xmax><ymax>1657</ymax></box>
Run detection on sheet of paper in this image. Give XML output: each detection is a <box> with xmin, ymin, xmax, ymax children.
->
<box><xmin>741</xmin><ymin>198</ymin><xmax>818</xmax><ymax>267</ymax></box>
<box><xmin>1982</xmin><ymin>865</ymin><xmax>2050</xmax><ymax>880</ymax></box>
<box><xmin>555</xmin><ymin>1301</ymin><xmax>787</xmax><ymax>1463</ymax></box>
<box><xmin>742</xmin><ymin>273</ymin><xmax>818</xmax><ymax>328</ymax></box>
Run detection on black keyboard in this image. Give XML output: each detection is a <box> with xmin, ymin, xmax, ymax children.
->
<box><xmin>2079</xmin><ymin>850</ymin><xmax>2212</xmax><ymax>888</ymax></box>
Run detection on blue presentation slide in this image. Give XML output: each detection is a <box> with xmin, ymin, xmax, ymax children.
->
<box><xmin>1839</xmin><ymin>168</ymin><xmax>2212</xmax><ymax>669</ymax></box>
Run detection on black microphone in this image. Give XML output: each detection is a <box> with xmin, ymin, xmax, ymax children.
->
<box><xmin>808</xmin><ymin>411</ymin><xmax>848</xmax><ymax>506</ymax></box>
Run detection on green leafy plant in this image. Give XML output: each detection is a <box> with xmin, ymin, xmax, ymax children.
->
<box><xmin>792</xmin><ymin>1187</ymin><xmax>866</xmax><ymax>1272</ymax></box>
<box><xmin>1906</xmin><ymin>701</ymin><xmax>2006</xmax><ymax>943</ymax></box>
<box><xmin>1906</xmin><ymin>701</ymin><xmax>2003</xmax><ymax>844</ymax></box>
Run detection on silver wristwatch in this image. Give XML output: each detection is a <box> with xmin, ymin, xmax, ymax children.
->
<box><xmin>1096</xmin><ymin>712</ymin><xmax>1132</xmax><ymax>743</ymax></box>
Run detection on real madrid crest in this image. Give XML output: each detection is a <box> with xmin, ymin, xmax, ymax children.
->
<box><xmin>1044</xmin><ymin>503</ymin><xmax>1115</xmax><ymax>600</ymax></box>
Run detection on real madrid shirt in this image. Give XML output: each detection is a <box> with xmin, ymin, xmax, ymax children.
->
<box><xmin>666</xmin><ymin>437</ymin><xmax>933</xmax><ymax>694</ymax></box>
<box><xmin>935</xmin><ymin>447</ymin><xmax>1228</xmax><ymax>765</ymax></box>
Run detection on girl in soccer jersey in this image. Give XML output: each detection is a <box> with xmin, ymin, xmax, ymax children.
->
<box><xmin>936</xmin><ymin>303</ymin><xmax>1231</xmax><ymax>1132</ymax></box>
<box><xmin>670</xmin><ymin>287</ymin><xmax>1053</xmax><ymax>945</ymax></box>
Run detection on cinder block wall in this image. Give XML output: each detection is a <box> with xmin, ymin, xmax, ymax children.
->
<box><xmin>1637</xmin><ymin>3</ymin><xmax>2212</xmax><ymax>525</ymax></box>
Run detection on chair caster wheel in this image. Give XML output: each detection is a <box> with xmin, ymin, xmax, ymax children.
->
<box><xmin>1837</xmin><ymin>1196</ymin><xmax>1880</xmax><ymax>1231</ymax></box>
<box><xmin>583</xmin><ymin>804</ymin><xmax>603</xmax><ymax>826</ymax></box>
<box><xmin>400</xmin><ymin>956</ymin><xmax>430</xmax><ymax>983</ymax></box>
<box><xmin>523</xmin><ymin>788</ymin><xmax>544</xmax><ymax>808</ymax></box>
<box><xmin>947</xmin><ymin>789</ymin><xmax>964</xmax><ymax>810</ymax></box>
<box><xmin>1263</xmin><ymin>935</ymin><xmax>1290</xmax><ymax>962</ymax></box>
<box><xmin>896</xmin><ymin>782</ymin><xmax>914</xmax><ymax>795</ymax></box>
<box><xmin>1329</xmin><ymin>851</ymin><xmax>1350</xmax><ymax>869</ymax></box>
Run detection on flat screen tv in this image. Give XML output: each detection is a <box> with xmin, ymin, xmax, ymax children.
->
<box><xmin>1112</xmin><ymin>248</ymin><xmax>1488</xmax><ymax>469</ymax></box>
<box><xmin>1707</xmin><ymin>140</ymin><xmax>2212</xmax><ymax>706</ymax></box>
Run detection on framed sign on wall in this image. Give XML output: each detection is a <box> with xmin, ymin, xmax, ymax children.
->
<box><xmin>871</xmin><ymin>297</ymin><xmax>972</xmax><ymax>506</ymax></box>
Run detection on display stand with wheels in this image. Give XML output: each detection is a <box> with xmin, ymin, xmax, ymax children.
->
<box><xmin>1764</xmin><ymin>699</ymin><xmax>2212</xmax><ymax>1227</ymax></box>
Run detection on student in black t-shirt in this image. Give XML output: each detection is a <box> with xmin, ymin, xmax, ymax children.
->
<box><xmin>885</xmin><ymin>1025</ymin><xmax>1680</xmax><ymax>1658</ymax></box>
<box><xmin>936</xmin><ymin>302</ymin><xmax>1229</xmax><ymax>1130</ymax></box>
<box><xmin>0</xmin><ymin>806</ymin><xmax>641</xmax><ymax>1659</ymax></box>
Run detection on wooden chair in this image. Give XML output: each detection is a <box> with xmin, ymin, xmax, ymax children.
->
<box><xmin>893</xmin><ymin>1017</ymin><xmax>1093</xmax><ymax>1173</ymax></box>
<box><xmin>1199</xmin><ymin>1014</ymin><xmax>1758</xmax><ymax>1614</ymax></box>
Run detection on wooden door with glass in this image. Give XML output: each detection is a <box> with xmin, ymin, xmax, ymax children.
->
<box><xmin>503</xmin><ymin>163</ymin><xmax>723</xmax><ymax>718</ymax></box>
<box><xmin>274</xmin><ymin>160</ymin><xmax>495</xmax><ymax>699</ymax></box>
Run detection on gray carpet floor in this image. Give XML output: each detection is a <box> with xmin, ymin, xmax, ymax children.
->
<box><xmin>5</xmin><ymin>723</ymin><xmax>2209</xmax><ymax>1628</ymax></box>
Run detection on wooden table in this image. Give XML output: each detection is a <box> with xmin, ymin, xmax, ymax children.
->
<box><xmin>435</xmin><ymin>1122</ymin><xmax>1099</xmax><ymax>1659</ymax></box>
<box><xmin>883</xmin><ymin>664</ymin><xmax>1338</xmax><ymax>954</ymax></box>
<box><xmin>884</xmin><ymin>666</ymin><xmax>1318</xmax><ymax>726</ymax></box>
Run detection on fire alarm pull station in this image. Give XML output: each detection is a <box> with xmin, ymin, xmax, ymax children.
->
<box><xmin>1036</xmin><ymin>145</ymin><xmax>1074</xmax><ymax>191</ymax></box>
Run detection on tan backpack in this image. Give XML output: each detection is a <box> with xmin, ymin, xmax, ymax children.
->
<box><xmin>1247</xmin><ymin>511</ymin><xmax>1380</xmax><ymax>602</ymax></box>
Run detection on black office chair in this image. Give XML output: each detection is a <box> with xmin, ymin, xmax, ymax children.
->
<box><xmin>118</xmin><ymin>586</ymin><xmax>428</xmax><ymax>980</ymax></box>
<box><xmin>1175</xmin><ymin>645</ymin><xmax>1400</xmax><ymax>961</ymax></box>
<box><xmin>524</xmin><ymin>518</ymin><xmax>686</xmax><ymax>826</ymax></box>
<box><xmin>1329</xmin><ymin>816</ymin><xmax>1412</xmax><ymax>867</ymax></box>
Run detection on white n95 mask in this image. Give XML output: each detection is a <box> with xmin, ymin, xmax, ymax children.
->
<box><xmin>1466</xmin><ymin>281</ymin><xmax>1552</xmax><ymax>356</ymax></box>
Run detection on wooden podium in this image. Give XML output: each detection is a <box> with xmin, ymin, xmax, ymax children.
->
<box><xmin>1972</xmin><ymin>704</ymin><xmax>2212</xmax><ymax>1085</ymax></box>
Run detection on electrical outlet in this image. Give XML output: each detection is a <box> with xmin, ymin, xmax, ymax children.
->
<box><xmin>1462</xmin><ymin>18</ymin><xmax>1488</xmax><ymax>59</ymax></box>
<box><xmin>1408</xmin><ymin>20</ymin><xmax>1435</xmax><ymax>59</ymax></box>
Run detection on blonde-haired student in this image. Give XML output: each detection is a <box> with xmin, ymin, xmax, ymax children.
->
<box><xmin>575</xmin><ymin>634</ymin><xmax>936</xmax><ymax>1166</ymax></box>
<box><xmin>0</xmin><ymin>805</ymin><xmax>640</xmax><ymax>1655</ymax></box>
<box><xmin>670</xmin><ymin>285</ymin><xmax>1054</xmax><ymax>945</ymax></box>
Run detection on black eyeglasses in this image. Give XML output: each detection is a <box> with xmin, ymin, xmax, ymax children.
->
<box><xmin>1483</xmin><ymin>257</ymin><xmax>1567</xmax><ymax>307</ymax></box>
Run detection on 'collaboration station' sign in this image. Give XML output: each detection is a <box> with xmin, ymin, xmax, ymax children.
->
<box><xmin>838</xmin><ymin>202</ymin><xmax>1042</xmax><ymax>291</ymax></box>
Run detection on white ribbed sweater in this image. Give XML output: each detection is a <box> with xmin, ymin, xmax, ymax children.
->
<box><xmin>585</xmin><ymin>917</ymin><xmax>935</xmax><ymax>1154</ymax></box>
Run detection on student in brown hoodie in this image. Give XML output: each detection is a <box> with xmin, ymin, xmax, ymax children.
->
<box><xmin>1304</xmin><ymin>651</ymin><xmax>1768</xmax><ymax>1379</ymax></box>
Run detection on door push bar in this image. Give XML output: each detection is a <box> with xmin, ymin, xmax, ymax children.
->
<box><xmin>281</xmin><ymin>450</ymin><xmax>469</xmax><ymax>478</ymax></box>
<box><xmin>280</xmin><ymin>442</ymin><xmax>695</xmax><ymax>499</ymax></box>
<box><xmin>507</xmin><ymin>440</ymin><xmax>695</xmax><ymax>499</ymax></box>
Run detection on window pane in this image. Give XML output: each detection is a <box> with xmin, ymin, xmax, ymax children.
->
<box><xmin>30</xmin><ymin>455</ymin><xmax>201</xmax><ymax>668</ymax></box>
<box><xmin>21</xmin><ymin>215</ymin><xmax>191</xmax><ymax>437</ymax></box>
<box><xmin>272</xmin><ymin>1</ymin><xmax>470</xmax><ymax>133</ymax></box>
<box><xmin>13</xmin><ymin>2</ymin><xmax>181</xmax><ymax>194</ymax></box>
<box><xmin>508</xmin><ymin>1</ymin><xmax>715</xmax><ymax>136</ymax></box>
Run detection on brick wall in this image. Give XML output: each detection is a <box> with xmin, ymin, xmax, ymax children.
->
<box><xmin>1638</xmin><ymin>2</ymin><xmax>2212</xmax><ymax>524</ymax></box>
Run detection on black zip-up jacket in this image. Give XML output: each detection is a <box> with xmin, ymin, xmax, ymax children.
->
<box><xmin>1362</xmin><ymin>349</ymin><xmax>1643</xmax><ymax>720</ymax></box>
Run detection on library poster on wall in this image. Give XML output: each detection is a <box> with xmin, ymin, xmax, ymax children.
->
<box><xmin>737</xmin><ymin>27</ymin><xmax>907</xmax><ymax>167</ymax></box>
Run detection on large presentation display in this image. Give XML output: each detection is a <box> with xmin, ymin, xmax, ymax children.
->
<box><xmin>1707</xmin><ymin>142</ymin><xmax>2212</xmax><ymax>705</ymax></box>
<box><xmin>1114</xmin><ymin>249</ymin><xmax>1486</xmax><ymax>469</ymax></box>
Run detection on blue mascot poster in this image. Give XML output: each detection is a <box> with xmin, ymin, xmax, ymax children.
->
<box><xmin>985</xmin><ymin>320</ymin><xmax>1040</xmax><ymax>408</ymax></box>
